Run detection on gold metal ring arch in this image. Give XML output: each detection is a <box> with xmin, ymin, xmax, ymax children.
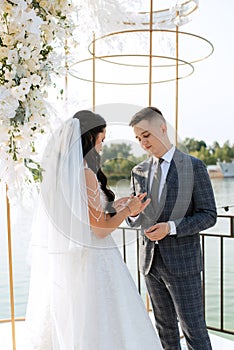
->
<box><xmin>87</xmin><ymin>29</ymin><xmax>214</xmax><ymax>67</ymax></box>
<box><xmin>69</xmin><ymin>54</ymin><xmax>194</xmax><ymax>85</ymax></box>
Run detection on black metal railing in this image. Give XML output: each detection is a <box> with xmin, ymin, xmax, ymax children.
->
<box><xmin>119</xmin><ymin>214</ymin><xmax>234</xmax><ymax>336</ymax></box>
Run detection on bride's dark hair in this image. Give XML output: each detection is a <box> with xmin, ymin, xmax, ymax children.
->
<box><xmin>73</xmin><ymin>110</ymin><xmax>116</xmax><ymax>216</ymax></box>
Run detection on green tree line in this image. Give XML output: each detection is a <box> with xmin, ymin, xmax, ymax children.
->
<box><xmin>101</xmin><ymin>143</ymin><xmax>146</xmax><ymax>182</ymax></box>
<box><xmin>180</xmin><ymin>138</ymin><xmax>234</xmax><ymax>165</ymax></box>
<box><xmin>102</xmin><ymin>139</ymin><xmax>234</xmax><ymax>182</ymax></box>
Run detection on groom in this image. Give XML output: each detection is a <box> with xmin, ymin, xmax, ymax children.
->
<box><xmin>127</xmin><ymin>107</ymin><xmax>217</xmax><ymax>350</ymax></box>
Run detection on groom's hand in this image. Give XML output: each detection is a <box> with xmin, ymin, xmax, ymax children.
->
<box><xmin>144</xmin><ymin>222</ymin><xmax>170</xmax><ymax>241</ymax></box>
<box><xmin>130</xmin><ymin>193</ymin><xmax>151</xmax><ymax>216</ymax></box>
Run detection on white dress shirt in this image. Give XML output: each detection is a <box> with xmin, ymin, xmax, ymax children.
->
<box><xmin>150</xmin><ymin>146</ymin><xmax>175</xmax><ymax>201</ymax></box>
<box><xmin>151</xmin><ymin>146</ymin><xmax>176</xmax><ymax>235</ymax></box>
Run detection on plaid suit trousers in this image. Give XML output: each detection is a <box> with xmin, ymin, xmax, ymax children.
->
<box><xmin>145</xmin><ymin>245</ymin><xmax>212</xmax><ymax>350</ymax></box>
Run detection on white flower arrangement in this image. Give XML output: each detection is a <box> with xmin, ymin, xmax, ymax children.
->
<box><xmin>0</xmin><ymin>0</ymin><xmax>77</xmax><ymax>199</ymax></box>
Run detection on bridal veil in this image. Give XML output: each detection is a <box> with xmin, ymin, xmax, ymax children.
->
<box><xmin>26</xmin><ymin>118</ymin><xmax>93</xmax><ymax>349</ymax></box>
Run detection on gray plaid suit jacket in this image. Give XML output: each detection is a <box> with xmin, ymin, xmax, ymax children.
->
<box><xmin>129</xmin><ymin>148</ymin><xmax>217</xmax><ymax>276</ymax></box>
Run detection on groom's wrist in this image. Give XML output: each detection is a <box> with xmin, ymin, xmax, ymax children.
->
<box><xmin>167</xmin><ymin>221</ymin><xmax>176</xmax><ymax>235</ymax></box>
<box><xmin>166</xmin><ymin>222</ymin><xmax>171</xmax><ymax>235</ymax></box>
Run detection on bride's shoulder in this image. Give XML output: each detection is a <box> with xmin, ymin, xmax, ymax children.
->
<box><xmin>84</xmin><ymin>167</ymin><xmax>99</xmax><ymax>192</ymax></box>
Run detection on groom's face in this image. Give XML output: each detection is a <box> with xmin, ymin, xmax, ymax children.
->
<box><xmin>133</xmin><ymin>119</ymin><xmax>166</xmax><ymax>157</ymax></box>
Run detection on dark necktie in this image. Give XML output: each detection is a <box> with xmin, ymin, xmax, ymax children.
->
<box><xmin>150</xmin><ymin>158</ymin><xmax>164</xmax><ymax>208</ymax></box>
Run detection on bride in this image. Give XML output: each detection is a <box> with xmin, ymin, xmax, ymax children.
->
<box><xmin>25</xmin><ymin>110</ymin><xmax>163</xmax><ymax>350</ymax></box>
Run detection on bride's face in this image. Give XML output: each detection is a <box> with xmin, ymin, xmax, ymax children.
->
<box><xmin>95</xmin><ymin>128</ymin><xmax>106</xmax><ymax>153</ymax></box>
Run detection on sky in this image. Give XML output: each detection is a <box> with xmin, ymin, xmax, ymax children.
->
<box><xmin>65</xmin><ymin>0</ymin><xmax>234</xmax><ymax>148</ymax></box>
<box><xmin>176</xmin><ymin>0</ymin><xmax>234</xmax><ymax>146</ymax></box>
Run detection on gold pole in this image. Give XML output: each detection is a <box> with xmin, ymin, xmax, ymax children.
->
<box><xmin>175</xmin><ymin>20</ymin><xmax>179</xmax><ymax>147</ymax></box>
<box><xmin>92</xmin><ymin>32</ymin><xmax>96</xmax><ymax>112</ymax></box>
<box><xmin>0</xmin><ymin>317</ymin><xmax>24</xmax><ymax>323</ymax></box>
<box><xmin>146</xmin><ymin>293</ymin><xmax>151</xmax><ymax>312</ymax></box>
<box><xmin>148</xmin><ymin>0</ymin><xmax>153</xmax><ymax>106</ymax></box>
<box><xmin>6</xmin><ymin>184</ymin><xmax>16</xmax><ymax>350</ymax></box>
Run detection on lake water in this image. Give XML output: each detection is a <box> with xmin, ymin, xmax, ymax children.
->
<box><xmin>0</xmin><ymin>178</ymin><xmax>234</xmax><ymax>337</ymax></box>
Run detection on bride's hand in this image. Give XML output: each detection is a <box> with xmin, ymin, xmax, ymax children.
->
<box><xmin>126</xmin><ymin>193</ymin><xmax>151</xmax><ymax>216</ymax></box>
<box><xmin>113</xmin><ymin>197</ymin><xmax>130</xmax><ymax>212</ymax></box>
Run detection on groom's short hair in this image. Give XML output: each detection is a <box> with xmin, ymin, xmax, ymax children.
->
<box><xmin>129</xmin><ymin>106</ymin><xmax>166</xmax><ymax>127</ymax></box>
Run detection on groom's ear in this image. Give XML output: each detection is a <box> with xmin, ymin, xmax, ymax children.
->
<box><xmin>161</xmin><ymin>122</ymin><xmax>167</xmax><ymax>135</ymax></box>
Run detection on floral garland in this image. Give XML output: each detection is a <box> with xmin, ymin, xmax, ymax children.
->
<box><xmin>0</xmin><ymin>0</ymin><xmax>77</xmax><ymax>199</ymax></box>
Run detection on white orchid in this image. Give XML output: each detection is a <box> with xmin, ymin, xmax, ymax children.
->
<box><xmin>11</xmin><ymin>85</ymin><xmax>26</xmax><ymax>101</ymax></box>
<box><xmin>30</xmin><ymin>74</ymin><xmax>41</xmax><ymax>86</ymax></box>
<box><xmin>0</xmin><ymin>86</ymin><xmax>19</xmax><ymax>120</ymax></box>
<box><xmin>7</xmin><ymin>49</ymin><xmax>18</xmax><ymax>64</ymax></box>
<box><xmin>19</xmin><ymin>46</ymin><xmax>31</xmax><ymax>60</ymax></box>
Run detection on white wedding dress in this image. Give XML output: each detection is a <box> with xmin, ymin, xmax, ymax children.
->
<box><xmin>25</xmin><ymin>118</ymin><xmax>163</xmax><ymax>350</ymax></box>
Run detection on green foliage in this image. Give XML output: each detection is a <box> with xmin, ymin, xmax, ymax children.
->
<box><xmin>183</xmin><ymin>137</ymin><xmax>207</xmax><ymax>152</ymax></box>
<box><xmin>101</xmin><ymin>140</ymin><xmax>234</xmax><ymax>183</ymax></box>
<box><xmin>24</xmin><ymin>159</ymin><xmax>44</xmax><ymax>182</ymax></box>
<box><xmin>102</xmin><ymin>143</ymin><xmax>132</xmax><ymax>163</ymax></box>
<box><xmin>183</xmin><ymin>138</ymin><xmax>234</xmax><ymax>165</ymax></box>
<box><xmin>101</xmin><ymin>143</ymin><xmax>147</xmax><ymax>182</ymax></box>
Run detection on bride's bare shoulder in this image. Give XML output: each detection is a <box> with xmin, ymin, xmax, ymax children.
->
<box><xmin>84</xmin><ymin>168</ymin><xmax>99</xmax><ymax>192</ymax></box>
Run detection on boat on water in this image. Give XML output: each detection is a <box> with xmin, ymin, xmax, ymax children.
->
<box><xmin>207</xmin><ymin>161</ymin><xmax>234</xmax><ymax>178</ymax></box>
<box><xmin>217</xmin><ymin>161</ymin><xmax>234</xmax><ymax>178</ymax></box>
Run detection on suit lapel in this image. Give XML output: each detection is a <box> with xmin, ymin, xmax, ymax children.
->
<box><xmin>133</xmin><ymin>157</ymin><xmax>153</xmax><ymax>193</ymax></box>
<box><xmin>166</xmin><ymin>148</ymin><xmax>183</xmax><ymax>187</ymax></box>
<box><xmin>153</xmin><ymin>148</ymin><xmax>183</xmax><ymax>223</ymax></box>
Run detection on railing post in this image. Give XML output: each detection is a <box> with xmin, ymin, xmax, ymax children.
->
<box><xmin>220</xmin><ymin>236</ymin><xmax>224</xmax><ymax>331</ymax></box>
<box><xmin>136</xmin><ymin>230</ymin><xmax>141</xmax><ymax>294</ymax></box>
<box><xmin>122</xmin><ymin>228</ymin><xmax>126</xmax><ymax>262</ymax></box>
<box><xmin>231</xmin><ymin>217</ymin><xmax>234</xmax><ymax>237</ymax></box>
<box><xmin>201</xmin><ymin>235</ymin><xmax>206</xmax><ymax>318</ymax></box>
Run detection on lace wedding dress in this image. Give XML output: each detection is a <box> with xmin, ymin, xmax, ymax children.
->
<box><xmin>25</xmin><ymin>118</ymin><xmax>163</xmax><ymax>349</ymax></box>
